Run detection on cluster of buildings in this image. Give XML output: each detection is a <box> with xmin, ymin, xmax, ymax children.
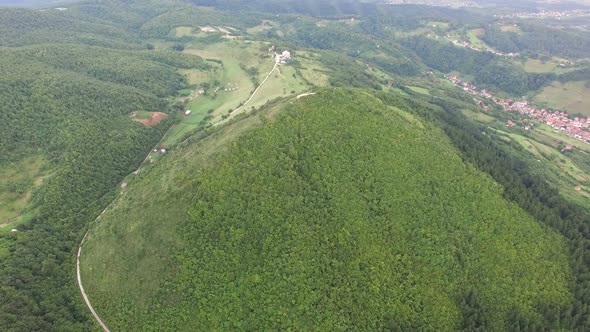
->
<box><xmin>447</xmin><ymin>37</ymin><xmax>520</xmax><ymax>57</ymax></box>
<box><xmin>446</xmin><ymin>75</ymin><xmax>590</xmax><ymax>143</ymax></box>
<box><xmin>496</xmin><ymin>9</ymin><xmax>590</xmax><ymax>19</ymax></box>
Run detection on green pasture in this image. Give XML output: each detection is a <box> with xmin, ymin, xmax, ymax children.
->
<box><xmin>534</xmin><ymin>80</ymin><xmax>590</xmax><ymax>116</ymax></box>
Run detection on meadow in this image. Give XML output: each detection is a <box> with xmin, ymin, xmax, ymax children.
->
<box><xmin>163</xmin><ymin>39</ymin><xmax>317</xmax><ymax>146</ymax></box>
<box><xmin>534</xmin><ymin>80</ymin><xmax>590</xmax><ymax>116</ymax></box>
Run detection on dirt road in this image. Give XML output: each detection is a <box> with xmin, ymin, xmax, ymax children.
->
<box><xmin>77</xmin><ymin>232</ymin><xmax>110</xmax><ymax>332</ymax></box>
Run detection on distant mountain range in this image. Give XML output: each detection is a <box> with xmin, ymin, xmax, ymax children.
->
<box><xmin>0</xmin><ymin>0</ymin><xmax>75</xmax><ymax>8</ymax></box>
<box><xmin>380</xmin><ymin>0</ymin><xmax>590</xmax><ymax>9</ymax></box>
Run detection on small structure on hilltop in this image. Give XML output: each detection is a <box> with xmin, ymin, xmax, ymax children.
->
<box><xmin>121</xmin><ymin>182</ymin><xmax>128</xmax><ymax>190</ymax></box>
<box><xmin>275</xmin><ymin>50</ymin><xmax>292</xmax><ymax>64</ymax></box>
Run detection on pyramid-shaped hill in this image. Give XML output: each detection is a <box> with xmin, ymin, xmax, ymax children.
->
<box><xmin>81</xmin><ymin>89</ymin><xmax>571</xmax><ymax>330</ymax></box>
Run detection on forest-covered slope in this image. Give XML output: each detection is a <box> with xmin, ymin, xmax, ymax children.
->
<box><xmin>0</xmin><ymin>5</ymin><xmax>209</xmax><ymax>330</ymax></box>
<box><xmin>81</xmin><ymin>89</ymin><xmax>571</xmax><ymax>331</ymax></box>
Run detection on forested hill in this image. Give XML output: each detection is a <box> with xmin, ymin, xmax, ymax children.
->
<box><xmin>1</xmin><ymin>0</ymin><xmax>589</xmax><ymax>330</ymax></box>
<box><xmin>0</xmin><ymin>3</ymin><xmax>207</xmax><ymax>330</ymax></box>
<box><xmin>81</xmin><ymin>89</ymin><xmax>571</xmax><ymax>330</ymax></box>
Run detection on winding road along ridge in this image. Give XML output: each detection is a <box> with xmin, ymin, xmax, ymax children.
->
<box><xmin>77</xmin><ymin>231</ymin><xmax>110</xmax><ymax>332</ymax></box>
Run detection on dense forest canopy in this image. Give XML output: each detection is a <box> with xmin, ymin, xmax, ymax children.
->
<box><xmin>82</xmin><ymin>89</ymin><xmax>572</xmax><ymax>330</ymax></box>
<box><xmin>481</xmin><ymin>24</ymin><xmax>590</xmax><ymax>59</ymax></box>
<box><xmin>0</xmin><ymin>2</ymin><xmax>208</xmax><ymax>330</ymax></box>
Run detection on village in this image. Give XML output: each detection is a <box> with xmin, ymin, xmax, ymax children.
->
<box><xmin>497</xmin><ymin>9</ymin><xmax>590</xmax><ymax>19</ymax></box>
<box><xmin>446</xmin><ymin>36</ymin><xmax>520</xmax><ymax>57</ymax></box>
<box><xmin>446</xmin><ymin>74</ymin><xmax>590</xmax><ymax>143</ymax></box>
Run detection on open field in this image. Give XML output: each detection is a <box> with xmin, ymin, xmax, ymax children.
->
<box><xmin>426</xmin><ymin>21</ymin><xmax>450</xmax><ymax>30</ymax></box>
<box><xmin>162</xmin><ymin>41</ymin><xmax>267</xmax><ymax>145</ymax></box>
<box><xmin>247</xmin><ymin>21</ymin><xmax>274</xmax><ymax>35</ymax></box>
<box><xmin>499</xmin><ymin>24</ymin><xmax>522</xmax><ymax>33</ymax></box>
<box><xmin>132</xmin><ymin>111</ymin><xmax>153</xmax><ymax>120</ymax></box>
<box><xmin>173</xmin><ymin>25</ymin><xmax>238</xmax><ymax>39</ymax></box>
<box><xmin>175</xmin><ymin>26</ymin><xmax>194</xmax><ymax>37</ymax></box>
<box><xmin>163</xmin><ymin>41</ymin><xmax>317</xmax><ymax>146</ymax></box>
<box><xmin>297</xmin><ymin>52</ymin><xmax>330</xmax><ymax>87</ymax></box>
<box><xmin>522</xmin><ymin>59</ymin><xmax>558</xmax><ymax>73</ymax></box>
<box><xmin>466</xmin><ymin>28</ymin><xmax>488</xmax><ymax>49</ymax></box>
<box><xmin>461</xmin><ymin>108</ymin><xmax>497</xmax><ymax>123</ymax></box>
<box><xmin>233</xmin><ymin>64</ymin><xmax>310</xmax><ymax>115</ymax></box>
<box><xmin>0</xmin><ymin>156</ymin><xmax>50</xmax><ymax>230</ymax></box>
<box><xmin>161</xmin><ymin>110</ymin><xmax>209</xmax><ymax>146</ymax></box>
<box><xmin>178</xmin><ymin>68</ymin><xmax>214</xmax><ymax>85</ymax></box>
<box><xmin>131</xmin><ymin>111</ymin><xmax>168</xmax><ymax>127</ymax></box>
<box><xmin>534</xmin><ymin>80</ymin><xmax>590</xmax><ymax>116</ymax></box>
<box><xmin>408</xmin><ymin>85</ymin><xmax>431</xmax><ymax>95</ymax></box>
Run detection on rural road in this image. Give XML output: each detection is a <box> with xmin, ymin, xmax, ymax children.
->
<box><xmin>297</xmin><ymin>92</ymin><xmax>316</xmax><ymax>99</ymax></box>
<box><xmin>76</xmin><ymin>136</ymin><xmax>163</xmax><ymax>332</ymax></box>
<box><xmin>223</xmin><ymin>60</ymin><xmax>279</xmax><ymax>122</ymax></box>
<box><xmin>77</xmin><ymin>232</ymin><xmax>110</xmax><ymax>332</ymax></box>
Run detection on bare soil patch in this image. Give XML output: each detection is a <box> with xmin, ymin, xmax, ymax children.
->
<box><xmin>131</xmin><ymin>112</ymin><xmax>168</xmax><ymax>126</ymax></box>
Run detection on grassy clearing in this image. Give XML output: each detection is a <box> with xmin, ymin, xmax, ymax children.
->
<box><xmin>297</xmin><ymin>52</ymin><xmax>330</xmax><ymax>87</ymax></box>
<box><xmin>0</xmin><ymin>156</ymin><xmax>50</xmax><ymax>230</ymax></box>
<box><xmin>499</xmin><ymin>24</ymin><xmax>522</xmax><ymax>33</ymax></box>
<box><xmin>164</xmin><ymin>41</ymin><xmax>319</xmax><ymax>146</ymax></box>
<box><xmin>247</xmin><ymin>23</ymin><xmax>272</xmax><ymax>35</ymax></box>
<box><xmin>178</xmin><ymin>68</ymin><xmax>215</xmax><ymax>85</ymax></box>
<box><xmin>232</xmin><ymin>64</ymin><xmax>310</xmax><ymax>118</ymax></box>
<box><xmin>461</xmin><ymin>108</ymin><xmax>496</xmax><ymax>123</ymax></box>
<box><xmin>162</xmin><ymin>41</ymin><xmax>267</xmax><ymax>145</ymax></box>
<box><xmin>132</xmin><ymin>111</ymin><xmax>153</xmax><ymax>120</ymax></box>
<box><xmin>522</xmin><ymin>59</ymin><xmax>558</xmax><ymax>73</ymax></box>
<box><xmin>408</xmin><ymin>85</ymin><xmax>431</xmax><ymax>95</ymax></box>
<box><xmin>426</xmin><ymin>21</ymin><xmax>450</xmax><ymax>30</ymax></box>
<box><xmin>466</xmin><ymin>28</ymin><xmax>489</xmax><ymax>49</ymax></box>
<box><xmin>162</xmin><ymin>111</ymin><xmax>209</xmax><ymax>146</ymax></box>
<box><xmin>175</xmin><ymin>26</ymin><xmax>194</xmax><ymax>37</ymax></box>
<box><xmin>534</xmin><ymin>80</ymin><xmax>590</xmax><ymax>116</ymax></box>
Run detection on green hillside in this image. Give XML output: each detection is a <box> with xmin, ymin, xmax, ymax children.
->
<box><xmin>0</xmin><ymin>5</ymin><xmax>209</xmax><ymax>330</ymax></box>
<box><xmin>1</xmin><ymin>0</ymin><xmax>589</xmax><ymax>330</ymax></box>
<box><xmin>81</xmin><ymin>89</ymin><xmax>571</xmax><ymax>331</ymax></box>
